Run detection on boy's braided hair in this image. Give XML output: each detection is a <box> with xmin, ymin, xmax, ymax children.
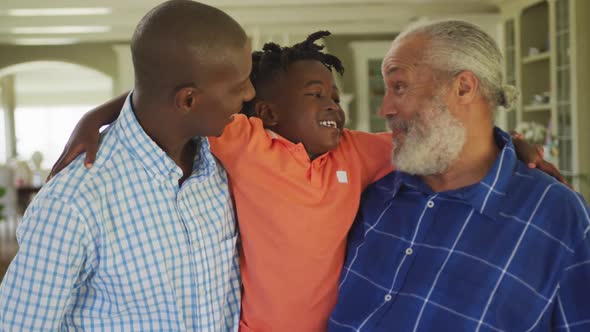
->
<box><xmin>241</xmin><ymin>30</ymin><xmax>344</xmax><ymax>116</ymax></box>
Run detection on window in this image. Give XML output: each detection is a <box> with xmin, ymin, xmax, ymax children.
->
<box><xmin>14</xmin><ymin>106</ymin><xmax>90</xmax><ymax>169</ymax></box>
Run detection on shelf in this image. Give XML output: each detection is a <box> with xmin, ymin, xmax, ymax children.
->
<box><xmin>522</xmin><ymin>52</ymin><xmax>550</xmax><ymax>64</ymax></box>
<box><xmin>561</xmin><ymin>170</ymin><xmax>574</xmax><ymax>177</ymax></box>
<box><xmin>523</xmin><ymin>103</ymin><xmax>551</xmax><ymax>112</ymax></box>
<box><xmin>556</xmin><ymin>29</ymin><xmax>570</xmax><ymax>37</ymax></box>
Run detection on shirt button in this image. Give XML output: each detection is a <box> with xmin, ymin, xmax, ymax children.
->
<box><xmin>384</xmin><ymin>294</ymin><xmax>392</xmax><ymax>301</ymax></box>
<box><xmin>405</xmin><ymin>248</ymin><xmax>413</xmax><ymax>255</ymax></box>
<box><xmin>427</xmin><ymin>200</ymin><xmax>435</xmax><ymax>208</ymax></box>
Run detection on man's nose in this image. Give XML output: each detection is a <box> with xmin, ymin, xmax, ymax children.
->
<box><xmin>379</xmin><ymin>94</ymin><xmax>397</xmax><ymax>117</ymax></box>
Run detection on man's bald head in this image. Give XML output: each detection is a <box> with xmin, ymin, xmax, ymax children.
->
<box><xmin>131</xmin><ymin>0</ymin><xmax>248</xmax><ymax>96</ymax></box>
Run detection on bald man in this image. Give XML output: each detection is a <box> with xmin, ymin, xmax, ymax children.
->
<box><xmin>0</xmin><ymin>1</ymin><xmax>254</xmax><ymax>330</ymax></box>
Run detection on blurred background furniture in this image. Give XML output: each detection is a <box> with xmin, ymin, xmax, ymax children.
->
<box><xmin>497</xmin><ymin>0</ymin><xmax>590</xmax><ymax>197</ymax></box>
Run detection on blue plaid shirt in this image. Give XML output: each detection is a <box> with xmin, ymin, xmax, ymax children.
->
<box><xmin>0</xmin><ymin>95</ymin><xmax>241</xmax><ymax>331</ymax></box>
<box><xmin>330</xmin><ymin>129</ymin><xmax>590</xmax><ymax>332</ymax></box>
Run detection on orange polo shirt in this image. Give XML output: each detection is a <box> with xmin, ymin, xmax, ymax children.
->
<box><xmin>209</xmin><ymin>115</ymin><xmax>393</xmax><ymax>332</ymax></box>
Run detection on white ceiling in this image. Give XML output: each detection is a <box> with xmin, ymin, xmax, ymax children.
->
<box><xmin>0</xmin><ymin>0</ymin><xmax>500</xmax><ymax>45</ymax></box>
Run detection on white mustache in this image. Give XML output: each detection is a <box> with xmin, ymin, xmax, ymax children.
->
<box><xmin>389</xmin><ymin>119</ymin><xmax>410</xmax><ymax>132</ymax></box>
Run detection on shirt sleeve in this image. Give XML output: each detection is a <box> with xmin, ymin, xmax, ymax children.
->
<box><xmin>552</xmin><ymin>239</ymin><xmax>590</xmax><ymax>330</ymax></box>
<box><xmin>551</xmin><ymin>195</ymin><xmax>590</xmax><ymax>331</ymax></box>
<box><xmin>0</xmin><ymin>196</ymin><xmax>95</xmax><ymax>331</ymax></box>
<box><xmin>209</xmin><ymin>114</ymin><xmax>257</xmax><ymax>169</ymax></box>
<box><xmin>345</xmin><ymin>130</ymin><xmax>395</xmax><ymax>188</ymax></box>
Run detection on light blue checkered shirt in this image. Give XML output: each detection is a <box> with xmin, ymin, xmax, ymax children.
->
<box><xmin>0</xmin><ymin>95</ymin><xmax>241</xmax><ymax>331</ymax></box>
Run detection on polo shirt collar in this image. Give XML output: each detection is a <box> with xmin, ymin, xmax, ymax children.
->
<box><xmin>264</xmin><ymin>128</ymin><xmax>332</xmax><ymax>165</ymax></box>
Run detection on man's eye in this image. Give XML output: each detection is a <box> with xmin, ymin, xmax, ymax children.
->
<box><xmin>394</xmin><ymin>83</ymin><xmax>406</xmax><ymax>93</ymax></box>
<box><xmin>306</xmin><ymin>92</ymin><xmax>323</xmax><ymax>98</ymax></box>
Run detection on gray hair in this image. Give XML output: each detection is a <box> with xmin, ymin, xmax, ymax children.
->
<box><xmin>394</xmin><ymin>20</ymin><xmax>518</xmax><ymax>110</ymax></box>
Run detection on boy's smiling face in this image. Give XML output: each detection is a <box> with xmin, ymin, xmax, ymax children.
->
<box><xmin>258</xmin><ymin>60</ymin><xmax>345</xmax><ymax>158</ymax></box>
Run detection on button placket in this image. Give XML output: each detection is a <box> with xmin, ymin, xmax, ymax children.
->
<box><xmin>388</xmin><ymin>195</ymin><xmax>437</xmax><ymax>302</ymax></box>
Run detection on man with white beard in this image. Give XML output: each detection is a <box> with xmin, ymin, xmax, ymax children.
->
<box><xmin>329</xmin><ymin>21</ymin><xmax>590</xmax><ymax>332</ymax></box>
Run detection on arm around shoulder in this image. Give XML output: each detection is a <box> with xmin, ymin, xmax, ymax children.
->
<box><xmin>208</xmin><ymin>114</ymin><xmax>259</xmax><ymax>164</ymax></box>
<box><xmin>345</xmin><ymin>130</ymin><xmax>394</xmax><ymax>187</ymax></box>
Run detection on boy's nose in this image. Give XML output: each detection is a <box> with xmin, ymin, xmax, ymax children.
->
<box><xmin>326</xmin><ymin>98</ymin><xmax>341</xmax><ymax>111</ymax></box>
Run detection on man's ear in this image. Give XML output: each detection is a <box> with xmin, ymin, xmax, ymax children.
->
<box><xmin>174</xmin><ymin>87</ymin><xmax>200</xmax><ymax>112</ymax></box>
<box><xmin>255</xmin><ymin>101</ymin><xmax>279</xmax><ymax>127</ymax></box>
<box><xmin>453</xmin><ymin>70</ymin><xmax>479</xmax><ymax>105</ymax></box>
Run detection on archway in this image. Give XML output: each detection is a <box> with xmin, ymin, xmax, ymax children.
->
<box><xmin>0</xmin><ymin>61</ymin><xmax>113</xmax><ymax>225</ymax></box>
<box><xmin>0</xmin><ymin>61</ymin><xmax>113</xmax><ymax>167</ymax></box>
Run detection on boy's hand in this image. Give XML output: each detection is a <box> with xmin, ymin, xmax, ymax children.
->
<box><xmin>47</xmin><ymin>113</ymin><xmax>102</xmax><ymax>181</ymax></box>
<box><xmin>47</xmin><ymin>93</ymin><xmax>127</xmax><ymax>181</ymax></box>
<box><xmin>511</xmin><ymin>132</ymin><xmax>568</xmax><ymax>185</ymax></box>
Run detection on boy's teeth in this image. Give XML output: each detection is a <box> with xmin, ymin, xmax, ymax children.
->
<box><xmin>319</xmin><ymin>120</ymin><xmax>337</xmax><ymax>128</ymax></box>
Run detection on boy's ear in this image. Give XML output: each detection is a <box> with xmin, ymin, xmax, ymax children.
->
<box><xmin>255</xmin><ymin>101</ymin><xmax>279</xmax><ymax>127</ymax></box>
<box><xmin>175</xmin><ymin>87</ymin><xmax>200</xmax><ymax>112</ymax></box>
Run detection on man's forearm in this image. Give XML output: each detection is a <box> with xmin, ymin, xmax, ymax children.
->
<box><xmin>87</xmin><ymin>92</ymin><xmax>127</xmax><ymax>126</ymax></box>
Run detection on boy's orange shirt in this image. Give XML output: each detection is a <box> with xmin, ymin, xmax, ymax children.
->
<box><xmin>209</xmin><ymin>114</ymin><xmax>393</xmax><ymax>332</ymax></box>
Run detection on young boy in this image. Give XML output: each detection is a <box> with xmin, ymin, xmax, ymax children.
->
<box><xmin>49</xmin><ymin>31</ymin><xmax>558</xmax><ymax>331</ymax></box>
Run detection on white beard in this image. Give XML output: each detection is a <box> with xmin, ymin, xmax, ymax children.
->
<box><xmin>391</xmin><ymin>97</ymin><xmax>466</xmax><ymax>175</ymax></box>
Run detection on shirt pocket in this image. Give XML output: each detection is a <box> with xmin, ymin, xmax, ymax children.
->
<box><xmin>195</xmin><ymin>234</ymin><xmax>240</xmax><ymax>322</ymax></box>
<box><xmin>434</xmin><ymin>267</ymin><xmax>547</xmax><ymax>330</ymax></box>
<box><xmin>199</xmin><ymin>234</ymin><xmax>239</xmax><ymax>284</ymax></box>
<box><xmin>429</xmin><ymin>266</ymin><xmax>500</xmax><ymax>319</ymax></box>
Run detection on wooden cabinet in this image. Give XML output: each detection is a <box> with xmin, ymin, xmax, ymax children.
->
<box><xmin>498</xmin><ymin>0</ymin><xmax>590</xmax><ymax>198</ymax></box>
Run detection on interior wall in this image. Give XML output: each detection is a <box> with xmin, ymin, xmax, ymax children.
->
<box><xmin>0</xmin><ymin>43</ymin><xmax>118</xmax><ymax>80</ymax></box>
<box><xmin>324</xmin><ymin>33</ymin><xmax>397</xmax><ymax>126</ymax></box>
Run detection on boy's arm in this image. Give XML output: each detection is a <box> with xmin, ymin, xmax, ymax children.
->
<box><xmin>47</xmin><ymin>95</ymin><xmax>258</xmax><ymax>179</ymax></box>
<box><xmin>511</xmin><ymin>133</ymin><xmax>567</xmax><ymax>185</ymax></box>
<box><xmin>0</xmin><ymin>197</ymin><xmax>94</xmax><ymax>330</ymax></box>
<box><xmin>349</xmin><ymin>129</ymin><xmax>566</xmax><ymax>187</ymax></box>
<box><xmin>208</xmin><ymin>114</ymin><xmax>256</xmax><ymax>167</ymax></box>
<box><xmin>346</xmin><ymin>130</ymin><xmax>395</xmax><ymax>189</ymax></box>
<box><xmin>47</xmin><ymin>93</ymin><xmax>127</xmax><ymax>180</ymax></box>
